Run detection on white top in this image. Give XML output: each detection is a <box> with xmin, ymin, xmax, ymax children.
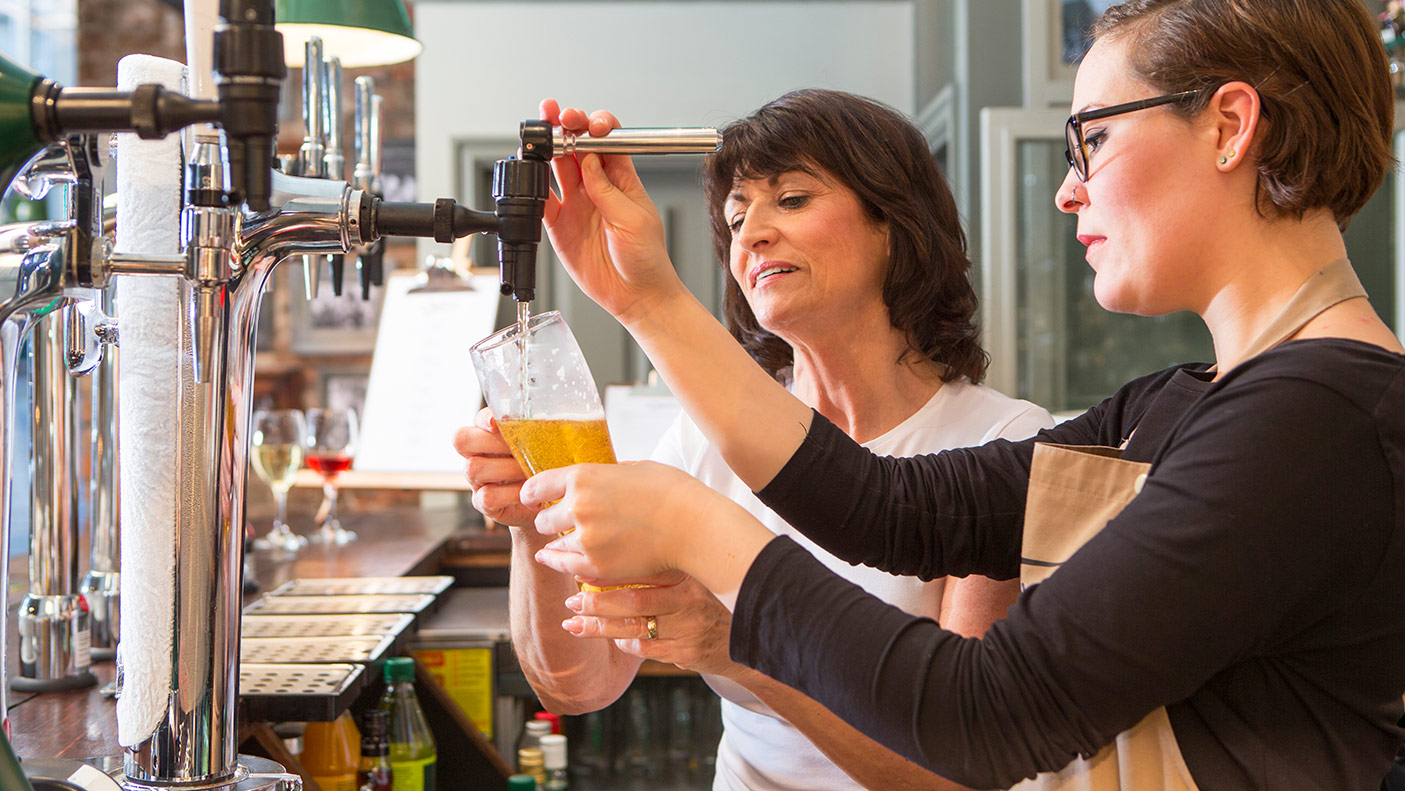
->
<box><xmin>651</xmin><ymin>379</ymin><xmax>1054</xmax><ymax>791</ymax></box>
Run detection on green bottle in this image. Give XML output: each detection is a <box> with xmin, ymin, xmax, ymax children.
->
<box><xmin>378</xmin><ymin>657</ymin><xmax>437</xmax><ymax>791</ymax></box>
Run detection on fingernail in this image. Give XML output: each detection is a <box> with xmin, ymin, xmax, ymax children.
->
<box><xmin>564</xmin><ymin>594</ymin><xmax>583</xmax><ymax>612</ymax></box>
<box><xmin>534</xmin><ymin>550</ymin><xmax>548</xmax><ymax>564</ymax></box>
<box><xmin>561</xmin><ymin>618</ymin><xmax>584</xmax><ymax>635</ymax></box>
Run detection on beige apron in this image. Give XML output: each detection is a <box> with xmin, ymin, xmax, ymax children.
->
<box><xmin>1009</xmin><ymin>260</ymin><xmax>1367</xmax><ymax>791</ymax></box>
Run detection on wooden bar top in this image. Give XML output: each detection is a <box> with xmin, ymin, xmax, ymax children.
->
<box><xmin>6</xmin><ymin>506</ymin><xmax>477</xmax><ymax>763</ymax></box>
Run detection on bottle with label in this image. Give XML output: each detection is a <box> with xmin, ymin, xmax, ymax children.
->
<box><xmin>357</xmin><ymin>709</ymin><xmax>393</xmax><ymax>791</ymax></box>
<box><xmin>302</xmin><ymin>711</ymin><xmax>361</xmax><ymax>791</ymax></box>
<box><xmin>378</xmin><ymin>657</ymin><xmax>437</xmax><ymax>791</ymax></box>
<box><xmin>540</xmin><ymin>733</ymin><xmax>568</xmax><ymax>791</ymax></box>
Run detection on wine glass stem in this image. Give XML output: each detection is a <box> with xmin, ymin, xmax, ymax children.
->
<box><xmin>324</xmin><ymin>481</ymin><xmax>339</xmax><ymax>527</ymax></box>
<box><xmin>274</xmin><ymin>487</ymin><xmax>289</xmax><ymax>530</ymax></box>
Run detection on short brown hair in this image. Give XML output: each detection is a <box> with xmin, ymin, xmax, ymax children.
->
<box><xmin>1092</xmin><ymin>0</ymin><xmax>1394</xmax><ymax>230</ymax></box>
<box><xmin>701</xmin><ymin>89</ymin><xmax>988</xmax><ymax>383</ymax></box>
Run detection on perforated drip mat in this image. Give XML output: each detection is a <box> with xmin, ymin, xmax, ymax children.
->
<box><xmin>241</xmin><ymin>612</ymin><xmax>414</xmax><ymax>639</ymax></box>
<box><xmin>267</xmin><ymin>575</ymin><xmax>454</xmax><ymax>597</ymax></box>
<box><xmin>241</xmin><ymin>634</ymin><xmax>395</xmax><ymax>665</ymax></box>
<box><xmin>242</xmin><ymin>593</ymin><xmax>437</xmax><ymax>616</ymax></box>
<box><xmin>239</xmin><ymin>662</ymin><xmax>364</xmax><ymax>722</ymax></box>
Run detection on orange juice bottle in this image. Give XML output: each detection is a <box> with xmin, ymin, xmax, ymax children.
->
<box><xmin>301</xmin><ymin>710</ymin><xmax>360</xmax><ymax>791</ymax></box>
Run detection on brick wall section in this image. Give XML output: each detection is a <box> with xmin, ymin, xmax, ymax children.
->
<box><xmin>76</xmin><ymin>0</ymin><xmax>417</xmax><ymax>152</ymax></box>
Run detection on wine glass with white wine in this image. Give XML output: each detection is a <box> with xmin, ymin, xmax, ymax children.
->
<box><xmin>250</xmin><ymin>409</ymin><xmax>307</xmax><ymax>552</ymax></box>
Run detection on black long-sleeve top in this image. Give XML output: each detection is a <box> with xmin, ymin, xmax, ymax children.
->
<box><xmin>729</xmin><ymin>339</ymin><xmax>1405</xmax><ymax>790</ymax></box>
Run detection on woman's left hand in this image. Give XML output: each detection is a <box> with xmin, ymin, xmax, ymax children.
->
<box><xmin>527</xmin><ymin>461</ymin><xmax>776</xmax><ymax>599</ymax></box>
<box><xmin>560</xmin><ymin>571</ymin><xmax>748</xmax><ymax>677</ymax></box>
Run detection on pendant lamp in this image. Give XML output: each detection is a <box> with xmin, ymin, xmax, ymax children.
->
<box><xmin>276</xmin><ymin>0</ymin><xmax>422</xmax><ymax>67</ymax></box>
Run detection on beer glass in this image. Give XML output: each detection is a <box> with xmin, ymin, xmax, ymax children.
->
<box><xmin>470</xmin><ymin>311</ymin><xmax>618</xmax><ymax>474</ymax></box>
<box><xmin>472</xmin><ymin>312</ymin><xmax>640</xmax><ymax>592</ymax></box>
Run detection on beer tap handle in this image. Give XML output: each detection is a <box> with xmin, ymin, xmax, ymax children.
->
<box><xmin>353</xmin><ymin>77</ymin><xmax>379</xmax><ymax>193</ymax></box>
<box><xmin>299</xmin><ymin>38</ymin><xmax>327</xmax><ymax>179</ymax></box>
<box><xmin>323</xmin><ymin>57</ymin><xmax>345</xmax><ymax>181</ymax></box>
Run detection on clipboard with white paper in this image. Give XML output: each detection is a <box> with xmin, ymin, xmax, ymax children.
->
<box><xmin>356</xmin><ymin>271</ymin><xmax>502</xmax><ymax>474</ymax></box>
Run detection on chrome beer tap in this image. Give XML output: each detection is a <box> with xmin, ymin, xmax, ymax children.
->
<box><xmin>11</xmin><ymin>134</ymin><xmax>105</xmax><ymax>696</ymax></box>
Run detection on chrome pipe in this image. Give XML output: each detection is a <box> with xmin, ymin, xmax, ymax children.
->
<box><xmin>15</xmin><ymin>307</ymin><xmax>95</xmax><ymax>692</ymax></box>
<box><xmin>551</xmin><ymin>126</ymin><xmax>722</xmax><ymax>156</ymax></box>
<box><xmin>81</xmin><ymin>285</ymin><xmax>120</xmax><ymax>660</ymax></box>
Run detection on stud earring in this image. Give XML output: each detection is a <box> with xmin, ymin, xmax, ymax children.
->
<box><xmin>1219</xmin><ymin>156</ymin><xmax>1227</xmax><ymax>165</ymax></box>
<box><xmin>1229</xmin><ymin>149</ymin><xmax>1236</xmax><ymax>157</ymax></box>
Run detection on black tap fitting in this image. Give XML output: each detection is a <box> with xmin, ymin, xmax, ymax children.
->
<box><xmin>213</xmin><ymin>0</ymin><xmax>285</xmax><ymax>211</ymax></box>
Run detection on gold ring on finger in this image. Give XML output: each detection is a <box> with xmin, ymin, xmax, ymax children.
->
<box><xmin>646</xmin><ymin>615</ymin><xmax>659</xmax><ymax>640</ymax></box>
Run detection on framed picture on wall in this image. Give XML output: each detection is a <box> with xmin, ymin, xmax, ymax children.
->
<box><xmin>287</xmin><ymin>262</ymin><xmax>386</xmax><ymax>355</ymax></box>
<box><xmin>1023</xmin><ymin>0</ymin><xmax>1116</xmax><ymax>107</ymax></box>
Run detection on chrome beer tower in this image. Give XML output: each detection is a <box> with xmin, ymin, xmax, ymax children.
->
<box><xmin>0</xmin><ymin>7</ymin><xmax>720</xmax><ymax>785</ymax></box>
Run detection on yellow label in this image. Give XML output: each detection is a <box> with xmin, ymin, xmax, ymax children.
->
<box><xmin>414</xmin><ymin>647</ymin><xmax>494</xmax><ymax>737</ymax></box>
<box><xmin>388</xmin><ymin>756</ymin><xmax>435</xmax><ymax>791</ymax></box>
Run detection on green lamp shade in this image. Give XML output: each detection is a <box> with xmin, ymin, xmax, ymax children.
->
<box><xmin>276</xmin><ymin>0</ymin><xmax>422</xmax><ymax>68</ymax></box>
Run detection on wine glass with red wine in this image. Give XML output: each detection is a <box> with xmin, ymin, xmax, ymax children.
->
<box><xmin>304</xmin><ymin>407</ymin><xmax>359</xmax><ymax>545</ymax></box>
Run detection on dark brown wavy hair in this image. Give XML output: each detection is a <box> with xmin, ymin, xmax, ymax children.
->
<box><xmin>701</xmin><ymin>89</ymin><xmax>988</xmax><ymax>383</ymax></box>
<box><xmin>1092</xmin><ymin>0</ymin><xmax>1393</xmax><ymax>230</ymax></box>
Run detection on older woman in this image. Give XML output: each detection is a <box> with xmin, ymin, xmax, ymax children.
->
<box><xmin>523</xmin><ymin>1</ymin><xmax>1405</xmax><ymax>789</ymax></box>
<box><xmin>455</xmin><ymin>89</ymin><xmax>1050</xmax><ymax>790</ymax></box>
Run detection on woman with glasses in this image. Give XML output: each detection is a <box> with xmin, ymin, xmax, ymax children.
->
<box><xmin>518</xmin><ymin>0</ymin><xmax>1405</xmax><ymax>788</ymax></box>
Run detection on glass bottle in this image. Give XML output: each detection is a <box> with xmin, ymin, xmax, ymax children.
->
<box><xmin>517</xmin><ymin>747</ymin><xmax>547</xmax><ymax>787</ymax></box>
<box><xmin>357</xmin><ymin>709</ymin><xmax>393</xmax><ymax>791</ymax></box>
<box><xmin>378</xmin><ymin>656</ymin><xmax>437</xmax><ymax>791</ymax></box>
<box><xmin>302</xmin><ymin>711</ymin><xmax>360</xmax><ymax>791</ymax></box>
<box><xmin>518</xmin><ymin>718</ymin><xmax>551</xmax><ymax>767</ymax></box>
<box><xmin>540</xmin><ymin>733</ymin><xmax>568</xmax><ymax>791</ymax></box>
<box><xmin>507</xmin><ymin>774</ymin><xmax>537</xmax><ymax>791</ymax></box>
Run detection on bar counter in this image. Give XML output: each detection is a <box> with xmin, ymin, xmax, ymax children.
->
<box><xmin>6</xmin><ymin>505</ymin><xmax>484</xmax><ymax>764</ymax></box>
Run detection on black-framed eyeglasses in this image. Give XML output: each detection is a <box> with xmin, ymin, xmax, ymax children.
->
<box><xmin>1064</xmin><ymin>89</ymin><xmax>1206</xmax><ymax>182</ymax></box>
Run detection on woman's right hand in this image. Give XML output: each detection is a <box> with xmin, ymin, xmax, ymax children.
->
<box><xmin>453</xmin><ymin>407</ymin><xmax>540</xmax><ymax>528</ymax></box>
<box><xmin>539</xmin><ymin>98</ymin><xmax>688</xmax><ymax>324</ymax></box>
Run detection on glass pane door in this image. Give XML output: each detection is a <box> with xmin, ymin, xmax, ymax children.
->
<box><xmin>981</xmin><ymin>107</ymin><xmax>1402</xmax><ymax>416</ymax></box>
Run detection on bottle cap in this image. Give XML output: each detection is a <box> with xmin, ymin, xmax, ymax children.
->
<box><xmin>517</xmin><ymin>747</ymin><xmax>544</xmax><ymax>770</ymax></box>
<box><xmin>524</xmin><ymin>719</ymin><xmax>551</xmax><ymax>738</ymax></box>
<box><xmin>507</xmin><ymin>774</ymin><xmax>537</xmax><ymax>790</ymax></box>
<box><xmin>383</xmin><ymin>656</ymin><xmax>415</xmax><ymax>684</ymax></box>
<box><xmin>532</xmin><ymin>710</ymin><xmax>561</xmax><ymax>734</ymax></box>
<box><xmin>540</xmin><ymin>733</ymin><xmax>567</xmax><ymax>769</ymax></box>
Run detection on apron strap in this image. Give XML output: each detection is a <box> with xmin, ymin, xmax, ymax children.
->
<box><xmin>1237</xmin><ymin>258</ymin><xmax>1367</xmax><ymax>363</ymax></box>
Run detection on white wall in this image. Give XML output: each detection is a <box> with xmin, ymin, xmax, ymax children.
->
<box><xmin>414</xmin><ymin>1</ymin><xmax>915</xmax><ymax>208</ymax></box>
